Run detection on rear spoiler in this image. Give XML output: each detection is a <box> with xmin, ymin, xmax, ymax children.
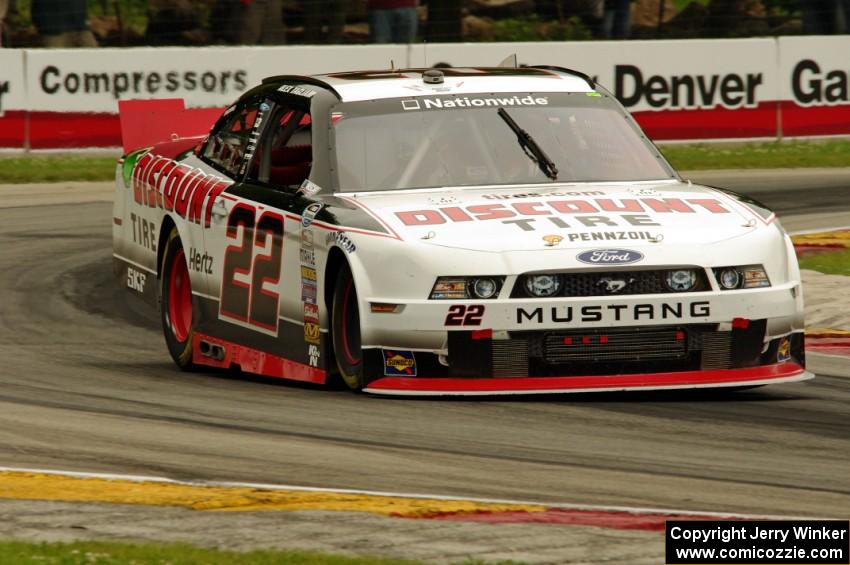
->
<box><xmin>118</xmin><ymin>98</ymin><xmax>224</xmax><ymax>154</ymax></box>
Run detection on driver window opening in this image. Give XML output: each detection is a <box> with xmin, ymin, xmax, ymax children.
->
<box><xmin>202</xmin><ymin>103</ymin><xmax>259</xmax><ymax>176</ymax></box>
<box><xmin>251</xmin><ymin>108</ymin><xmax>313</xmax><ymax>188</ymax></box>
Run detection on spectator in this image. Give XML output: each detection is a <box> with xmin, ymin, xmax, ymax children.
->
<box><xmin>147</xmin><ymin>0</ymin><xmax>207</xmax><ymax>46</ymax></box>
<box><xmin>602</xmin><ymin>0</ymin><xmax>631</xmax><ymax>38</ymax></box>
<box><xmin>31</xmin><ymin>0</ymin><xmax>97</xmax><ymax>47</ymax></box>
<box><xmin>236</xmin><ymin>0</ymin><xmax>285</xmax><ymax>44</ymax></box>
<box><xmin>368</xmin><ymin>0</ymin><xmax>418</xmax><ymax>43</ymax></box>
<box><xmin>801</xmin><ymin>0</ymin><xmax>850</xmax><ymax>33</ymax></box>
<box><xmin>835</xmin><ymin>0</ymin><xmax>850</xmax><ymax>32</ymax></box>
<box><xmin>0</xmin><ymin>0</ymin><xmax>8</xmax><ymax>47</ymax></box>
<box><xmin>211</xmin><ymin>0</ymin><xmax>285</xmax><ymax>45</ymax></box>
<box><xmin>304</xmin><ymin>0</ymin><xmax>348</xmax><ymax>44</ymax></box>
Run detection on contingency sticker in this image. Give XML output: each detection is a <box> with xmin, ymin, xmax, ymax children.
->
<box><xmin>383</xmin><ymin>350</ymin><xmax>417</xmax><ymax>377</ymax></box>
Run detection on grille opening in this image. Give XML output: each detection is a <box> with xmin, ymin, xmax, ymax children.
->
<box><xmin>511</xmin><ymin>269</ymin><xmax>710</xmax><ymax>298</ymax></box>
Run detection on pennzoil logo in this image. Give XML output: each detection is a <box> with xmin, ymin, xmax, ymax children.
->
<box><xmin>543</xmin><ymin>235</ymin><xmax>563</xmax><ymax>247</ymax></box>
<box><xmin>383</xmin><ymin>350</ymin><xmax>417</xmax><ymax>376</ymax></box>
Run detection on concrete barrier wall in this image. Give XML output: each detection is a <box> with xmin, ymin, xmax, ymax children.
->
<box><xmin>0</xmin><ymin>37</ymin><xmax>847</xmax><ymax>150</ymax></box>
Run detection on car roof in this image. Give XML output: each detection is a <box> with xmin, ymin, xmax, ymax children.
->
<box><xmin>263</xmin><ymin>67</ymin><xmax>595</xmax><ymax>103</ymax></box>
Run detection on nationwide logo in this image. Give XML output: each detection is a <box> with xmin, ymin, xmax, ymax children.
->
<box><xmin>402</xmin><ymin>95</ymin><xmax>550</xmax><ymax>111</ymax></box>
<box><xmin>577</xmin><ymin>249</ymin><xmax>644</xmax><ymax>265</ymax></box>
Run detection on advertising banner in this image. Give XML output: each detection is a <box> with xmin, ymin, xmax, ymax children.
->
<box><xmin>778</xmin><ymin>36</ymin><xmax>850</xmax><ymax>137</ymax></box>
<box><xmin>1</xmin><ymin>37</ymin><xmax>849</xmax><ymax>149</ymax></box>
<box><xmin>0</xmin><ymin>50</ymin><xmax>27</xmax><ymax>149</ymax></box>
<box><xmin>21</xmin><ymin>45</ymin><xmax>408</xmax><ymax>148</ymax></box>
<box><xmin>412</xmin><ymin>39</ymin><xmax>781</xmax><ymax>141</ymax></box>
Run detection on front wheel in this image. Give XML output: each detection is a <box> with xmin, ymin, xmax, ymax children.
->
<box><xmin>160</xmin><ymin>227</ymin><xmax>195</xmax><ymax>369</ymax></box>
<box><xmin>332</xmin><ymin>263</ymin><xmax>364</xmax><ymax>390</ymax></box>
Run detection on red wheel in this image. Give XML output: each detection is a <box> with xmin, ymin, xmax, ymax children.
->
<box><xmin>332</xmin><ymin>263</ymin><xmax>364</xmax><ymax>390</ymax></box>
<box><xmin>160</xmin><ymin>227</ymin><xmax>195</xmax><ymax>369</ymax></box>
<box><xmin>168</xmin><ymin>248</ymin><xmax>192</xmax><ymax>343</ymax></box>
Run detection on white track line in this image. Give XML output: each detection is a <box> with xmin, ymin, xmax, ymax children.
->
<box><xmin>790</xmin><ymin>225</ymin><xmax>850</xmax><ymax>236</ymax></box>
<box><xmin>0</xmin><ymin>465</ymin><xmax>828</xmax><ymax>520</ymax></box>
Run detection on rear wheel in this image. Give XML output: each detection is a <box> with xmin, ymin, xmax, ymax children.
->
<box><xmin>160</xmin><ymin>227</ymin><xmax>195</xmax><ymax>369</ymax></box>
<box><xmin>332</xmin><ymin>263</ymin><xmax>364</xmax><ymax>390</ymax></box>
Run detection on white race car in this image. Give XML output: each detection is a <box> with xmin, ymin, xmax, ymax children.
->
<box><xmin>112</xmin><ymin>65</ymin><xmax>812</xmax><ymax>395</ymax></box>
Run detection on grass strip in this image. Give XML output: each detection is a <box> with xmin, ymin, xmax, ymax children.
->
<box><xmin>0</xmin><ymin>155</ymin><xmax>118</xmax><ymax>183</ymax></box>
<box><xmin>659</xmin><ymin>139</ymin><xmax>850</xmax><ymax>170</ymax></box>
<box><xmin>1</xmin><ymin>139</ymin><xmax>849</xmax><ymax>184</ymax></box>
<box><xmin>0</xmin><ymin>539</ymin><xmax>522</xmax><ymax>565</ymax></box>
<box><xmin>798</xmin><ymin>248</ymin><xmax>850</xmax><ymax>277</ymax></box>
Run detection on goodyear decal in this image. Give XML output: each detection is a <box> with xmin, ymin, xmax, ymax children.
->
<box><xmin>383</xmin><ymin>350</ymin><xmax>417</xmax><ymax>377</ymax></box>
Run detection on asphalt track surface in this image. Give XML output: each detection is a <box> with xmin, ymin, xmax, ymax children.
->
<box><xmin>0</xmin><ymin>171</ymin><xmax>848</xmax><ymax>520</ymax></box>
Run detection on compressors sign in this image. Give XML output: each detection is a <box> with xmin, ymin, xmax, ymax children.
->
<box><xmin>0</xmin><ymin>37</ymin><xmax>849</xmax><ymax>149</ymax></box>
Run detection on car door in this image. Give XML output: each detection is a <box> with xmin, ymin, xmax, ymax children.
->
<box><xmin>200</xmin><ymin>95</ymin><xmax>321</xmax><ymax>366</ymax></box>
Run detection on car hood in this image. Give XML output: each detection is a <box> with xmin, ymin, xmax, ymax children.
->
<box><xmin>348</xmin><ymin>180</ymin><xmax>770</xmax><ymax>252</ymax></box>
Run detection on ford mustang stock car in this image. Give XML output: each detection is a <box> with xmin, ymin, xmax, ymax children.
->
<box><xmin>112</xmin><ymin>65</ymin><xmax>812</xmax><ymax>395</ymax></box>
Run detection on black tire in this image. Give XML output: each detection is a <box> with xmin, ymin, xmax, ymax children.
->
<box><xmin>332</xmin><ymin>263</ymin><xmax>364</xmax><ymax>390</ymax></box>
<box><xmin>160</xmin><ymin>227</ymin><xmax>196</xmax><ymax>370</ymax></box>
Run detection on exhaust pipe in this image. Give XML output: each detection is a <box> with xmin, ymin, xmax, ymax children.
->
<box><xmin>199</xmin><ymin>340</ymin><xmax>226</xmax><ymax>361</ymax></box>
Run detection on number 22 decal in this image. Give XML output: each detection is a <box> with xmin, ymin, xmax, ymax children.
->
<box><xmin>220</xmin><ymin>203</ymin><xmax>284</xmax><ymax>334</ymax></box>
<box><xmin>444</xmin><ymin>305</ymin><xmax>485</xmax><ymax>326</ymax></box>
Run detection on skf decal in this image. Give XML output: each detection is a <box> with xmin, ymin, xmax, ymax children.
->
<box><xmin>189</xmin><ymin>247</ymin><xmax>213</xmax><ymax>274</ymax></box>
<box><xmin>130</xmin><ymin>213</ymin><xmax>157</xmax><ymax>251</ymax></box>
<box><xmin>777</xmin><ymin>337</ymin><xmax>791</xmax><ymax>362</ymax></box>
<box><xmin>126</xmin><ymin>267</ymin><xmax>147</xmax><ymax>293</ymax></box>
<box><xmin>326</xmin><ymin>231</ymin><xmax>356</xmax><ymax>254</ymax></box>
<box><xmin>383</xmin><ymin>350</ymin><xmax>417</xmax><ymax>376</ymax></box>
<box><xmin>301</xmin><ymin>202</ymin><xmax>323</xmax><ymax>228</ymax></box>
<box><xmin>516</xmin><ymin>301</ymin><xmax>711</xmax><ymax>324</ymax></box>
<box><xmin>304</xmin><ymin>322</ymin><xmax>321</xmax><ymax>345</ymax></box>
<box><xmin>131</xmin><ymin>152</ymin><xmax>233</xmax><ymax>228</ymax></box>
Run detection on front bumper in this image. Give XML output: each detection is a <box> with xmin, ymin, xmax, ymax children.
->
<box><xmin>363</xmin><ymin>363</ymin><xmax>813</xmax><ymax>396</ymax></box>
<box><xmin>362</xmin><ymin>284</ymin><xmax>803</xmax><ymax>350</ymax></box>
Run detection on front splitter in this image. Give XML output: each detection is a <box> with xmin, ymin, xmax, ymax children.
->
<box><xmin>363</xmin><ymin>363</ymin><xmax>813</xmax><ymax>396</ymax></box>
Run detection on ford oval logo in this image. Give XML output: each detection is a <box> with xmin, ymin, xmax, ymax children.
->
<box><xmin>576</xmin><ymin>249</ymin><xmax>644</xmax><ymax>265</ymax></box>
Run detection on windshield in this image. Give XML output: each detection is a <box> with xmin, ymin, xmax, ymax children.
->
<box><xmin>332</xmin><ymin>92</ymin><xmax>675</xmax><ymax>193</ymax></box>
